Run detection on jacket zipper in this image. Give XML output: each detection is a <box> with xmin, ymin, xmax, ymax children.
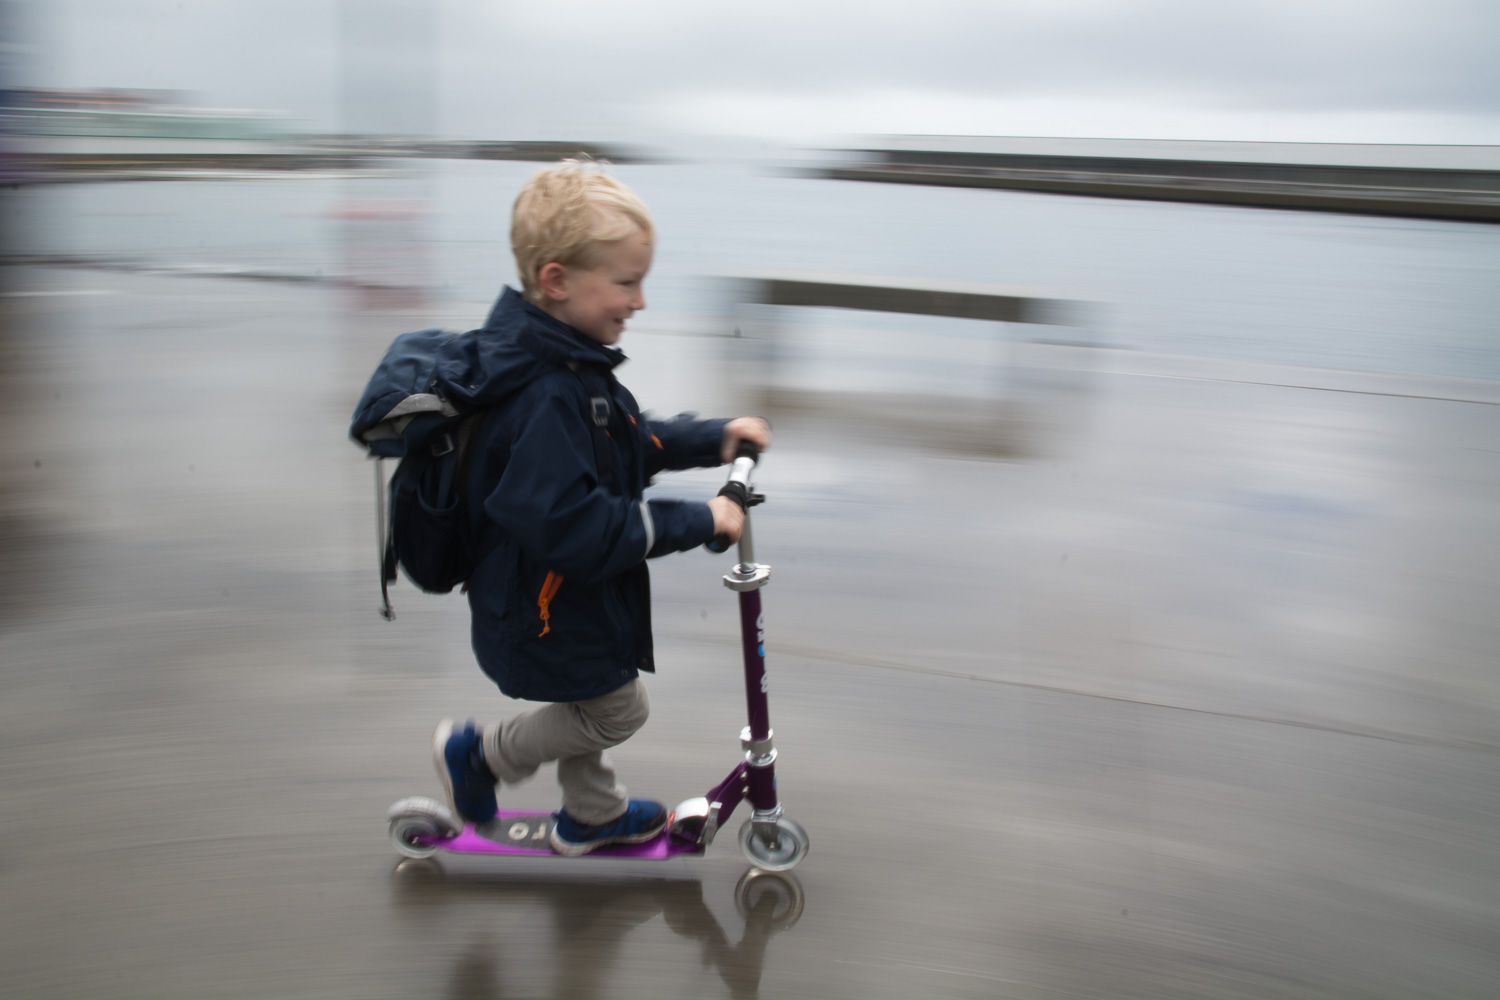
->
<box><xmin>626</xmin><ymin>412</ymin><xmax>663</xmax><ymax>450</ymax></box>
<box><xmin>536</xmin><ymin>570</ymin><xmax>564</xmax><ymax>637</ymax></box>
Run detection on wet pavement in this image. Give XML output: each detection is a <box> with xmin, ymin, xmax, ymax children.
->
<box><xmin>2</xmin><ymin>266</ymin><xmax>1499</xmax><ymax>998</ymax></box>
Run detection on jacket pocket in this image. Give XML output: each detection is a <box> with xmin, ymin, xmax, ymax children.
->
<box><xmin>526</xmin><ymin>568</ymin><xmax>629</xmax><ymax>661</ymax></box>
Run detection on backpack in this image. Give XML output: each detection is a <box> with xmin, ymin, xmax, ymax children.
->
<box><xmin>349</xmin><ymin>326</ymin><xmax>616</xmax><ymax>621</ymax></box>
<box><xmin>349</xmin><ymin>328</ymin><xmax>499</xmax><ymax>620</ymax></box>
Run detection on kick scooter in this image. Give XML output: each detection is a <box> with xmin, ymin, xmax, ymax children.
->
<box><xmin>386</xmin><ymin>444</ymin><xmax>810</xmax><ymax>871</ymax></box>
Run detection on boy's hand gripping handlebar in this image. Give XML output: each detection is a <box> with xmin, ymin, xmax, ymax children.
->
<box><xmin>706</xmin><ymin>441</ymin><xmax>764</xmax><ymax>553</ymax></box>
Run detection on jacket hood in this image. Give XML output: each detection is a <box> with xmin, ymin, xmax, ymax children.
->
<box><xmin>433</xmin><ymin>286</ymin><xmax>626</xmax><ymax>411</ymax></box>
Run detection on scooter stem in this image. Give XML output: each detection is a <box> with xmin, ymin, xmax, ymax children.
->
<box><xmin>734</xmin><ymin>495</ymin><xmax>758</xmax><ymax>566</ymax></box>
<box><xmin>724</xmin><ymin>505</ymin><xmax>772</xmax><ymax>738</ymax></box>
<box><xmin>715</xmin><ymin>447</ymin><xmax>780</xmax><ymax>819</ymax></box>
<box><xmin>738</xmin><ymin>585</ymin><xmax>771</xmax><ymax>739</ymax></box>
<box><xmin>727</xmin><ymin>512</ymin><xmax>779</xmax><ymax>818</ymax></box>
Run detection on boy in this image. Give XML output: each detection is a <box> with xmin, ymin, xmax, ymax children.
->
<box><xmin>429</xmin><ymin>161</ymin><xmax>769</xmax><ymax>856</ymax></box>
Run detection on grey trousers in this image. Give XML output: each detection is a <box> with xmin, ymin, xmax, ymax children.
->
<box><xmin>481</xmin><ymin>678</ymin><xmax>650</xmax><ymax>826</ymax></box>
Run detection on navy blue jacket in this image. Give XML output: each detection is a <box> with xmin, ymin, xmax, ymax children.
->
<box><xmin>432</xmin><ymin>287</ymin><xmax>726</xmax><ymax>702</ymax></box>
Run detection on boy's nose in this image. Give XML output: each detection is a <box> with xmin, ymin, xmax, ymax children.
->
<box><xmin>632</xmin><ymin>289</ymin><xmax>646</xmax><ymax>311</ymax></box>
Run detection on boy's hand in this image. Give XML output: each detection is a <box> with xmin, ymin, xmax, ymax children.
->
<box><xmin>721</xmin><ymin>417</ymin><xmax>772</xmax><ymax>463</ymax></box>
<box><xmin>707</xmin><ymin>495</ymin><xmax>746</xmax><ymax>544</ymax></box>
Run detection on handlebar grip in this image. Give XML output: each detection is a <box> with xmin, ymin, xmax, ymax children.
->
<box><xmin>706</xmin><ymin>443</ymin><xmax>761</xmax><ymax>552</ymax></box>
<box><xmin>716</xmin><ymin>479</ymin><xmax>754</xmax><ymax>510</ymax></box>
<box><xmin>706</xmin><ymin>481</ymin><xmax>753</xmax><ymax>552</ymax></box>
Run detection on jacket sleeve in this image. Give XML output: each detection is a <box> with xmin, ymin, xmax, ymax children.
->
<box><xmin>645</xmin><ymin>498</ymin><xmax>715</xmax><ymax>557</ymax></box>
<box><xmin>484</xmin><ymin>381</ymin><xmax>707</xmax><ymax>582</ymax></box>
<box><xmin>642</xmin><ymin>413</ymin><xmax>729</xmax><ymax>477</ymax></box>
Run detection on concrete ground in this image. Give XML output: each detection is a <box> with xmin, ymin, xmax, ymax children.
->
<box><xmin>2</xmin><ymin>267</ymin><xmax>1498</xmax><ymax>999</ymax></box>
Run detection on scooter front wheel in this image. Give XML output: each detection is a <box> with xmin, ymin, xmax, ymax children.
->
<box><xmin>738</xmin><ymin>816</ymin><xmax>810</xmax><ymax>872</ymax></box>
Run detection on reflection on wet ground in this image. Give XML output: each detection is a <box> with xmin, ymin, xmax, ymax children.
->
<box><xmin>391</xmin><ymin>863</ymin><xmax>803</xmax><ymax>1000</ymax></box>
<box><xmin>2</xmin><ymin>266</ymin><xmax>1499</xmax><ymax>998</ymax></box>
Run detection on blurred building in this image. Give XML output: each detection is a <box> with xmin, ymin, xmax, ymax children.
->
<box><xmin>1</xmin><ymin>87</ymin><xmax>293</xmax><ymax>139</ymax></box>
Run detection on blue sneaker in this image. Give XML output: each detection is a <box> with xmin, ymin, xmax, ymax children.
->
<box><xmin>549</xmin><ymin>799</ymin><xmax>667</xmax><ymax>856</ymax></box>
<box><xmin>432</xmin><ymin>719</ymin><xmax>497</xmax><ymax>823</ymax></box>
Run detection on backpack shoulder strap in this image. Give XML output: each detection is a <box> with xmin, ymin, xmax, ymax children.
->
<box><xmin>453</xmin><ymin>412</ymin><xmax>509</xmax><ymax>571</ymax></box>
<box><xmin>566</xmin><ymin>362</ymin><xmax>616</xmax><ymax>487</ymax></box>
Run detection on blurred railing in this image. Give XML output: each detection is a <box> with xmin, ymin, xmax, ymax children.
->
<box><xmin>719</xmin><ymin>270</ymin><xmax>1097</xmax><ymax>457</ymax></box>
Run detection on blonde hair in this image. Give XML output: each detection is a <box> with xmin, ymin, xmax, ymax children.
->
<box><xmin>511</xmin><ymin>160</ymin><xmax>656</xmax><ymax>305</ymax></box>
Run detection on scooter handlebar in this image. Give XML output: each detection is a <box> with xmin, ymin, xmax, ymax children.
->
<box><xmin>706</xmin><ymin>443</ymin><xmax>760</xmax><ymax>553</ymax></box>
<box><xmin>727</xmin><ymin>439</ymin><xmax>760</xmax><ymax>468</ymax></box>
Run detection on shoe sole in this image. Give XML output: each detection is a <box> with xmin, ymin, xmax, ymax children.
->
<box><xmin>431</xmin><ymin>719</ymin><xmax>461</xmax><ymax>821</ymax></box>
<box><xmin>549</xmin><ymin>815</ymin><xmax>668</xmax><ymax>857</ymax></box>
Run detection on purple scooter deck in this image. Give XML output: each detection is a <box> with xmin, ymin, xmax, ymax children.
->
<box><xmin>426</xmin><ymin>809</ymin><xmax>705</xmax><ymax>860</ymax></box>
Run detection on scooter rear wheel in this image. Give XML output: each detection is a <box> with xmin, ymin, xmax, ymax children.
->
<box><xmin>387</xmin><ymin>798</ymin><xmax>458</xmax><ymax>860</ymax></box>
<box><xmin>738</xmin><ymin>816</ymin><xmax>810</xmax><ymax>872</ymax></box>
<box><xmin>390</xmin><ymin>814</ymin><xmax>445</xmax><ymax>859</ymax></box>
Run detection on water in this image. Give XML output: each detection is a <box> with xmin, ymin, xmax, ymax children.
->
<box><xmin>17</xmin><ymin>152</ymin><xmax>1500</xmax><ymax>380</ymax></box>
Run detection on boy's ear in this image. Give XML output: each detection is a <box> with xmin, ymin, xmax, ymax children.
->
<box><xmin>538</xmin><ymin>262</ymin><xmax>569</xmax><ymax>303</ymax></box>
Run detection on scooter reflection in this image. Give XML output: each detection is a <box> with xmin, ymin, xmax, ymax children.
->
<box><xmin>392</xmin><ymin>861</ymin><xmax>804</xmax><ymax>1000</ymax></box>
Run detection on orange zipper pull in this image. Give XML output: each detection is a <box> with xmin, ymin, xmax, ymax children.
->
<box><xmin>537</xmin><ymin>570</ymin><xmax>564</xmax><ymax>637</ymax></box>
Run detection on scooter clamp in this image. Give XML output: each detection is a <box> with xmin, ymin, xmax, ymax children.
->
<box><xmin>740</xmin><ymin>727</ymin><xmax>777</xmax><ymax>766</ymax></box>
<box><xmin>723</xmin><ymin>562</ymin><xmax>771</xmax><ymax>591</ymax></box>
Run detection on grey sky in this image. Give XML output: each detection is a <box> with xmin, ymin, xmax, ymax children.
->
<box><xmin>29</xmin><ymin>0</ymin><xmax>1500</xmax><ymax>143</ymax></box>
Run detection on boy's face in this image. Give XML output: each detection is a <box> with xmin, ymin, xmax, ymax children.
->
<box><xmin>543</xmin><ymin>226</ymin><xmax>653</xmax><ymax>346</ymax></box>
